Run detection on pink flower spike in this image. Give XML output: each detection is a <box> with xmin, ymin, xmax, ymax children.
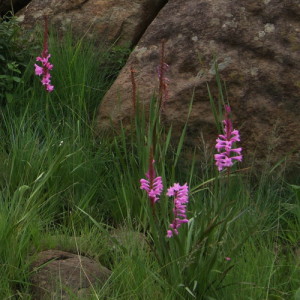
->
<box><xmin>214</xmin><ymin>105</ymin><xmax>242</xmax><ymax>171</ymax></box>
<box><xmin>166</xmin><ymin>183</ymin><xmax>189</xmax><ymax>238</ymax></box>
<box><xmin>34</xmin><ymin>17</ymin><xmax>54</xmax><ymax>93</ymax></box>
<box><xmin>140</xmin><ymin>160</ymin><xmax>163</xmax><ymax>206</ymax></box>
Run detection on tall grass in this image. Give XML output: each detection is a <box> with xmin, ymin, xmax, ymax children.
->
<box><xmin>0</xmin><ymin>29</ymin><xmax>118</xmax><ymax>297</ymax></box>
<box><xmin>0</xmin><ymin>26</ymin><xmax>299</xmax><ymax>299</ymax></box>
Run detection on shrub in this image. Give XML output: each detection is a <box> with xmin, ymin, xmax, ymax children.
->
<box><xmin>0</xmin><ymin>14</ymin><xmax>34</xmax><ymax>105</ymax></box>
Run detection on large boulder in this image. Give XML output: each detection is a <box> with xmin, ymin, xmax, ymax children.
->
<box><xmin>16</xmin><ymin>0</ymin><xmax>167</xmax><ymax>46</ymax></box>
<box><xmin>29</xmin><ymin>249</ymin><xmax>111</xmax><ymax>299</ymax></box>
<box><xmin>96</xmin><ymin>0</ymin><xmax>300</xmax><ymax>170</ymax></box>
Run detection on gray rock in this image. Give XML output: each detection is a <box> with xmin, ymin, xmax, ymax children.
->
<box><xmin>16</xmin><ymin>0</ymin><xmax>167</xmax><ymax>46</ymax></box>
<box><xmin>110</xmin><ymin>228</ymin><xmax>149</xmax><ymax>251</ymax></box>
<box><xmin>30</xmin><ymin>249</ymin><xmax>111</xmax><ymax>300</ymax></box>
<box><xmin>96</xmin><ymin>0</ymin><xmax>300</xmax><ymax>171</ymax></box>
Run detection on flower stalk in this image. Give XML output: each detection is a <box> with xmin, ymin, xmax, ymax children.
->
<box><xmin>166</xmin><ymin>183</ymin><xmax>189</xmax><ymax>238</ymax></box>
<box><xmin>130</xmin><ymin>65</ymin><xmax>137</xmax><ymax>114</ymax></box>
<box><xmin>214</xmin><ymin>105</ymin><xmax>242</xmax><ymax>172</ymax></box>
<box><xmin>34</xmin><ymin>16</ymin><xmax>54</xmax><ymax>92</ymax></box>
<box><xmin>140</xmin><ymin>147</ymin><xmax>163</xmax><ymax>215</ymax></box>
<box><xmin>158</xmin><ymin>40</ymin><xmax>169</xmax><ymax>111</ymax></box>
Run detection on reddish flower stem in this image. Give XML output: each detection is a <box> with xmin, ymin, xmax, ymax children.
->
<box><xmin>158</xmin><ymin>40</ymin><xmax>169</xmax><ymax>111</ymax></box>
<box><xmin>130</xmin><ymin>65</ymin><xmax>137</xmax><ymax>115</ymax></box>
<box><xmin>42</xmin><ymin>16</ymin><xmax>49</xmax><ymax>58</ymax></box>
<box><xmin>148</xmin><ymin>147</ymin><xmax>156</xmax><ymax>215</ymax></box>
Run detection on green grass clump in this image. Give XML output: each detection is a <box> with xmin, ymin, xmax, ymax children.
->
<box><xmin>0</xmin><ymin>22</ymin><xmax>299</xmax><ymax>299</ymax></box>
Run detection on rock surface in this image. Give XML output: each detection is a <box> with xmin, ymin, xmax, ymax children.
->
<box><xmin>30</xmin><ymin>249</ymin><xmax>111</xmax><ymax>300</ymax></box>
<box><xmin>96</xmin><ymin>0</ymin><xmax>300</xmax><ymax>170</ymax></box>
<box><xmin>16</xmin><ymin>0</ymin><xmax>167</xmax><ymax>46</ymax></box>
<box><xmin>110</xmin><ymin>228</ymin><xmax>148</xmax><ymax>251</ymax></box>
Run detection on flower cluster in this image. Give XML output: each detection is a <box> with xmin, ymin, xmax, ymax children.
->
<box><xmin>214</xmin><ymin>105</ymin><xmax>242</xmax><ymax>171</ymax></box>
<box><xmin>34</xmin><ymin>16</ymin><xmax>54</xmax><ymax>92</ymax></box>
<box><xmin>166</xmin><ymin>183</ymin><xmax>189</xmax><ymax>238</ymax></box>
<box><xmin>34</xmin><ymin>55</ymin><xmax>54</xmax><ymax>92</ymax></box>
<box><xmin>140</xmin><ymin>160</ymin><xmax>189</xmax><ymax>238</ymax></box>
<box><xmin>140</xmin><ymin>160</ymin><xmax>163</xmax><ymax>205</ymax></box>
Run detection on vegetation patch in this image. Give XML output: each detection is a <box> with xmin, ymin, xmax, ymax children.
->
<box><xmin>0</xmin><ymin>16</ymin><xmax>299</xmax><ymax>299</ymax></box>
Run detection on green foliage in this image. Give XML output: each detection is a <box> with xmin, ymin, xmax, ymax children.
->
<box><xmin>0</xmin><ymin>25</ymin><xmax>298</xmax><ymax>299</ymax></box>
<box><xmin>0</xmin><ymin>14</ymin><xmax>35</xmax><ymax>105</ymax></box>
<box><xmin>100</xmin><ymin>43</ymin><xmax>131</xmax><ymax>81</ymax></box>
<box><xmin>98</xmin><ymin>69</ymin><xmax>241</xmax><ymax>298</ymax></box>
<box><xmin>279</xmin><ymin>184</ymin><xmax>300</xmax><ymax>249</ymax></box>
<box><xmin>0</xmin><ymin>26</ymin><xmax>122</xmax><ymax>297</ymax></box>
<box><xmin>295</xmin><ymin>287</ymin><xmax>300</xmax><ymax>300</ymax></box>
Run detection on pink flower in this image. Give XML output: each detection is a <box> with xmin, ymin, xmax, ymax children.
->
<box><xmin>46</xmin><ymin>84</ymin><xmax>54</xmax><ymax>92</ymax></box>
<box><xmin>214</xmin><ymin>105</ymin><xmax>242</xmax><ymax>171</ymax></box>
<box><xmin>41</xmin><ymin>72</ymin><xmax>51</xmax><ymax>85</ymax></box>
<box><xmin>140</xmin><ymin>176</ymin><xmax>163</xmax><ymax>203</ymax></box>
<box><xmin>34</xmin><ymin>17</ymin><xmax>54</xmax><ymax>92</ymax></box>
<box><xmin>35</xmin><ymin>54</ymin><xmax>54</xmax><ymax>92</ymax></box>
<box><xmin>166</xmin><ymin>183</ymin><xmax>189</xmax><ymax>238</ymax></box>
<box><xmin>140</xmin><ymin>160</ymin><xmax>163</xmax><ymax>205</ymax></box>
<box><xmin>34</xmin><ymin>64</ymin><xmax>43</xmax><ymax>76</ymax></box>
<box><xmin>36</xmin><ymin>54</ymin><xmax>51</xmax><ymax>64</ymax></box>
